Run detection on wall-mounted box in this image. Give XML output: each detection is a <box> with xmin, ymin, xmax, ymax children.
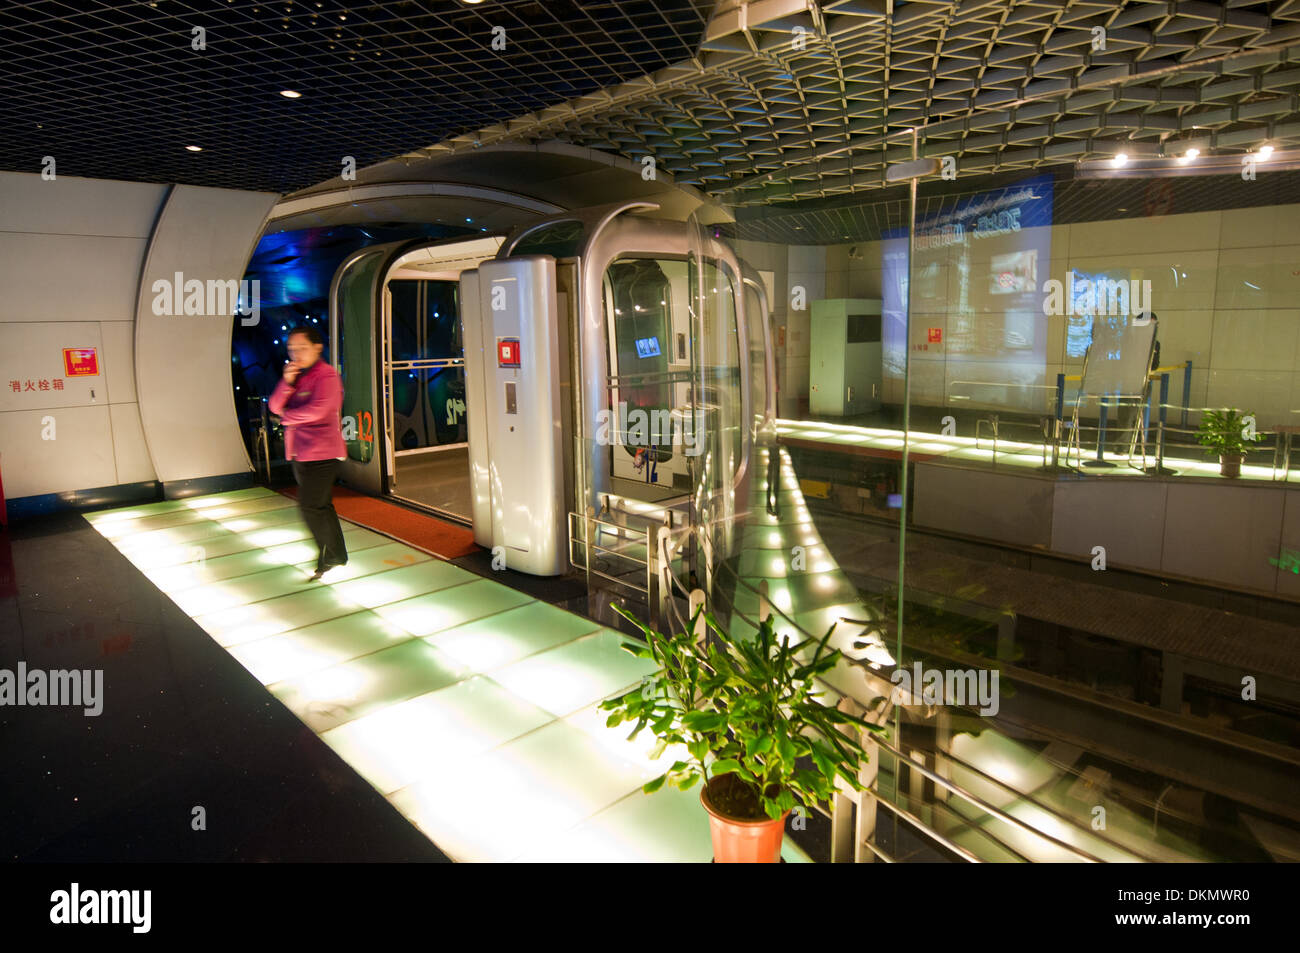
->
<box><xmin>809</xmin><ymin>298</ymin><xmax>882</xmax><ymax>416</ymax></box>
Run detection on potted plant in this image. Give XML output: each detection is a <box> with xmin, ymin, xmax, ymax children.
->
<box><xmin>601</xmin><ymin>605</ymin><xmax>885</xmax><ymax>863</ymax></box>
<box><xmin>1196</xmin><ymin>408</ymin><xmax>1262</xmax><ymax>478</ymax></box>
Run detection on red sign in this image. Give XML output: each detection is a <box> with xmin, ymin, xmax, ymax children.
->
<box><xmin>497</xmin><ymin>338</ymin><xmax>520</xmax><ymax>368</ymax></box>
<box><xmin>63</xmin><ymin>347</ymin><xmax>99</xmax><ymax>377</ymax></box>
<box><xmin>927</xmin><ymin>328</ymin><xmax>943</xmax><ymax>344</ymax></box>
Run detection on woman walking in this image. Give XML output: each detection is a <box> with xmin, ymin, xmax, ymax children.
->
<box><xmin>268</xmin><ymin>326</ymin><xmax>349</xmax><ymax>580</ymax></box>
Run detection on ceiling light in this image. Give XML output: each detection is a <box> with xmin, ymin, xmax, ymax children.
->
<box><xmin>1112</xmin><ymin>152</ymin><xmax>1127</xmax><ymax>167</ymax></box>
<box><xmin>1185</xmin><ymin>148</ymin><xmax>1199</xmax><ymax>159</ymax></box>
<box><xmin>279</xmin><ymin>90</ymin><xmax>302</xmax><ymax>99</ymax></box>
<box><xmin>1259</xmin><ymin>144</ymin><xmax>1274</xmax><ymax>159</ymax></box>
<box><xmin>186</xmin><ymin>145</ymin><xmax>203</xmax><ymax>152</ymax></box>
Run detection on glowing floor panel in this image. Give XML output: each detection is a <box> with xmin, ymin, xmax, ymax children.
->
<box><xmin>777</xmin><ymin>418</ymin><xmax>1297</xmax><ymax>483</ymax></box>
<box><xmin>87</xmin><ymin>487</ymin><xmax>811</xmax><ymax>862</ymax></box>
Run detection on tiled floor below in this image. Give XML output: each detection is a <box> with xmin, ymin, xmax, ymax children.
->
<box><xmin>77</xmin><ymin>487</ymin><xmax>812</xmax><ymax>862</ymax></box>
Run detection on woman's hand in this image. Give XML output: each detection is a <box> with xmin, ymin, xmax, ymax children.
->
<box><xmin>283</xmin><ymin>360</ymin><xmax>302</xmax><ymax>384</ymax></box>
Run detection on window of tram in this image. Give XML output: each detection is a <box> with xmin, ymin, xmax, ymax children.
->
<box><xmin>602</xmin><ymin>257</ymin><xmax>695</xmax><ymax>496</ymax></box>
<box><xmin>388</xmin><ymin>279</ymin><xmax>465</xmax><ymax>450</ymax></box>
<box><xmin>693</xmin><ymin>258</ymin><xmax>744</xmax><ymax>487</ymax></box>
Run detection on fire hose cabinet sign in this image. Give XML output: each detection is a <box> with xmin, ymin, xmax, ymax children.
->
<box><xmin>63</xmin><ymin>347</ymin><xmax>99</xmax><ymax>377</ymax></box>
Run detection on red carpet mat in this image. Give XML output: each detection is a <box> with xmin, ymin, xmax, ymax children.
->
<box><xmin>278</xmin><ymin>485</ymin><xmax>480</xmax><ymax>560</ymax></box>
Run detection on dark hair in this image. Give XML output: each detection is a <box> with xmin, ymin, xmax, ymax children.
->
<box><xmin>288</xmin><ymin>326</ymin><xmax>322</xmax><ymax>345</ymax></box>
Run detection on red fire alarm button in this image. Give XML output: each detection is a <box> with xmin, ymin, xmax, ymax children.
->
<box><xmin>497</xmin><ymin>338</ymin><xmax>520</xmax><ymax>368</ymax></box>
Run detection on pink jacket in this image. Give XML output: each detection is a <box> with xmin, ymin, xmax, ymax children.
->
<box><xmin>267</xmin><ymin>360</ymin><xmax>347</xmax><ymax>462</ymax></box>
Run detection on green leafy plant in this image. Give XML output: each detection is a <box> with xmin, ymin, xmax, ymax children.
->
<box><xmin>601</xmin><ymin>604</ymin><xmax>886</xmax><ymax>822</ymax></box>
<box><xmin>1196</xmin><ymin>408</ymin><xmax>1261</xmax><ymax>456</ymax></box>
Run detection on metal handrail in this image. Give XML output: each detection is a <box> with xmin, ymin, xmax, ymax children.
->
<box><xmin>389</xmin><ymin>358</ymin><xmax>464</xmax><ymax>370</ymax></box>
<box><xmin>568</xmin><ymin>510</ymin><xmax>654</xmax><ymax>600</ymax></box>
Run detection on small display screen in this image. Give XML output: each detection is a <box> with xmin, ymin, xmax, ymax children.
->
<box><xmin>887</xmin><ymin>493</ymin><xmax>903</xmax><ymax>509</ymax></box>
<box><xmin>635</xmin><ymin>336</ymin><xmax>661</xmax><ymax>358</ymax></box>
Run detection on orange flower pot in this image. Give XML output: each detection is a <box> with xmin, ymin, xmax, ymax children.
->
<box><xmin>700</xmin><ymin>779</ymin><xmax>790</xmax><ymax>863</ymax></box>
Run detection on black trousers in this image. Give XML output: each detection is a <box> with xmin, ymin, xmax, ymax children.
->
<box><xmin>292</xmin><ymin>459</ymin><xmax>348</xmax><ymax>572</ymax></box>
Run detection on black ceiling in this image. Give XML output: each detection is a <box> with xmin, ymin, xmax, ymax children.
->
<box><xmin>0</xmin><ymin>0</ymin><xmax>713</xmax><ymax>194</ymax></box>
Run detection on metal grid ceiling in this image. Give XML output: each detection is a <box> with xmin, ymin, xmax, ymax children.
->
<box><xmin>409</xmin><ymin>0</ymin><xmax>1300</xmax><ymax>208</ymax></box>
<box><xmin>0</xmin><ymin>0</ymin><xmax>713</xmax><ymax>193</ymax></box>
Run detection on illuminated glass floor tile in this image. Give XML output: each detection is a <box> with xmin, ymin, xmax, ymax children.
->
<box><xmin>388</xmin><ymin>717</ymin><xmax>657</xmax><ymax>862</ymax></box>
<box><xmin>228</xmin><ymin>610</ymin><xmax>415</xmax><ymax>685</ymax></box>
<box><xmin>97</xmin><ymin>506</ymin><xmax>216</xmax><ymax>538</ymax></box>
<box><xmin>170</xmin><ymin>564</ymin><xmax>316</xmax><ymax>617</ymax></box>
<box><xmin>144</xmin><ymin>547</ymin><xmax>296</xmax><ymax>591</ymax></box>
<box><xmin>490</xmin><ymin>629</ymin><xmax>657</xmax><ymax>718</ymax></box>
<box><xmin>215</xmin><ymin>506</ymin><xmax>310</xmax><ymax>534</ymax></box>
<box><xmin>86</xmin><ymin>487</ymin><xmax>271</xmax><ymax>524</ymax></box>
<box><xmin>116</xmin><ymin>531</ymin><xmax>264</xmax><ymax>570</ymax></box>
<box><xmin>423</xmin><ymin>602</ymin><xmax>601</xmax><ymax>673</ymax></box>
<box><xmin>319</xmin><ymin>675</ymin><xmax>554</xmax><ymax>795</ymax></box>
<box><xmin>193</xmin><ymin>584</ymin><xmax>367</xmax><ymax>647</ymax></box>
<box><xmin>268</xmin><ymin>640</ymin><xmax>469</xmax><ymax>733</ymax></box>
<box><xmin>373</xmin><ymin>578</ymin><xmax>534</xmax><ymax>637</ymax></box>
<box><xmin>562</xmin><ymin>701</ymin><xmax>686</xmax><ymax>777</ymax></box>
<box><xmin>261</xmin><ymin>526</ymin><xmax>391</xmax><ymax>567</ymax></box>
<box><xmin>330</xmin><ymin>560</ymin><xmax>477</xmax><ymax>609</ymax></box>
<box><xmin>294</xmin><ymin>541</ymin><xmax>431</xmax><ymax>583</ymax></box>
<box><xmin>242</xmin><ymin>524</ymin><xmax>317</xmax><ymax>548</ymax></box>
<box><xmin>86</xmin><ymin>500</ymin><xmax>194</xmax><ymax>525</ymax></box>
<box><xmin>201</xmin><ymin>494</ymin><xmax>298</xmax><ymax>518</ymax></box>
<box><xmin>514</xmin><ymin>783</ymin><xmax>810</xmax><ymax>863</ymax></box>
<box><xmin>116</xmin><ymin>520</ymin><xmax>234</xmax><ymax>552</ymax></box>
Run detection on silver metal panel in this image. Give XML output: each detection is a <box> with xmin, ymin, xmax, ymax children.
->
<box><xmin>459</xmin><ymin>268</ymin><xmax>494</xmax><ymax>548</ymax></box>
<box><xmin>474</xmin><ymin>256</ymin><xmax>565</xmax><ymax>575</ymax></box>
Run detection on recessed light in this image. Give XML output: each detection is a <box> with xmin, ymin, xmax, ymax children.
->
<box><xmin>186</xmin><ymin>145</ymin><xmax>203</xmax><ymax>152</ymax></box>
<box><xmin>1259</xmin><ymin>144</ymin><xmax>1274</xmax><ymax>158</ymax></box>
<box><xmin>279</xmin><ymin>90</ymin><xmax>302</xmax><ymax>99</ymax></box>
<box><xmin>1112</xmin><ymin>152</ymin><xmax>1128</xmax><ymax>167</ymax></box>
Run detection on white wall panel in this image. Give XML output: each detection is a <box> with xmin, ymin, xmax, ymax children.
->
<box><xmin>0</xmin><ymin>406</ymin><xmax>117</xmax><ymax>498</ymax></box>
<box><xmin>0</xmin><ymin>232</ymin><xmax>148</xmax><ymax>324</ymax></box>
<box><xmin>134</xmin><ymin>184</ymin><xmax>278</xmax><ymax>483</ymax></box>
<box><xmin>109</xmin><ymin>401</ymin><xmax>154</xmax><ymax>485</ymax></box>
<box><xmin>0</xmin><ymin>172</ymin><xmax>165</xmax><ymax>238</ymax></box>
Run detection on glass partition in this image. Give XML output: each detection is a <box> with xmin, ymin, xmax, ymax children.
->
<box><xmin>723</xmin><ymin>135</ymin><xmax>1300</xmax><ymax>862</ymax></box>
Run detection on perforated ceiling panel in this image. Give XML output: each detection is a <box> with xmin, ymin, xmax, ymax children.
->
<box><xmin>0</xmin><ymin>0</ymin><xmax>713</xmax><ymax>193</ymax></box>
<box><xmin>5</xmin><ymin>0</ymin><xmax>1300</xmax><ymax>213</ymax></box>
<box><xmin>406</xmin><ymin>0</ymin><xmax>1300</xmax><ymax>208</ymax></box>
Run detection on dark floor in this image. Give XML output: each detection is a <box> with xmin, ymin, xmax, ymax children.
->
<box><xmin>0</xmin><ymin>511</ymin><xmax>448</xmax><ymax>862</ymax></box>
<box><xmin>392</xmin><ymin>447</ymin><xmax>472</xmax><ymax>520</ymax></box>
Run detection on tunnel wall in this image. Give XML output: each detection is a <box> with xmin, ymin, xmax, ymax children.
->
<box><xmin>0</xmin><ymin>171</ymin><xmax>167</xmax><ymax>500</ymax></box>
<box><xmin>133</xmin><ymin>184</ymin><xmax>278</xmax><ymax>484</ymax></box>
<box><xmin>0</xmin><ymin>171</ymin><xmax>276</xmax><ymax>504</ymax></box>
